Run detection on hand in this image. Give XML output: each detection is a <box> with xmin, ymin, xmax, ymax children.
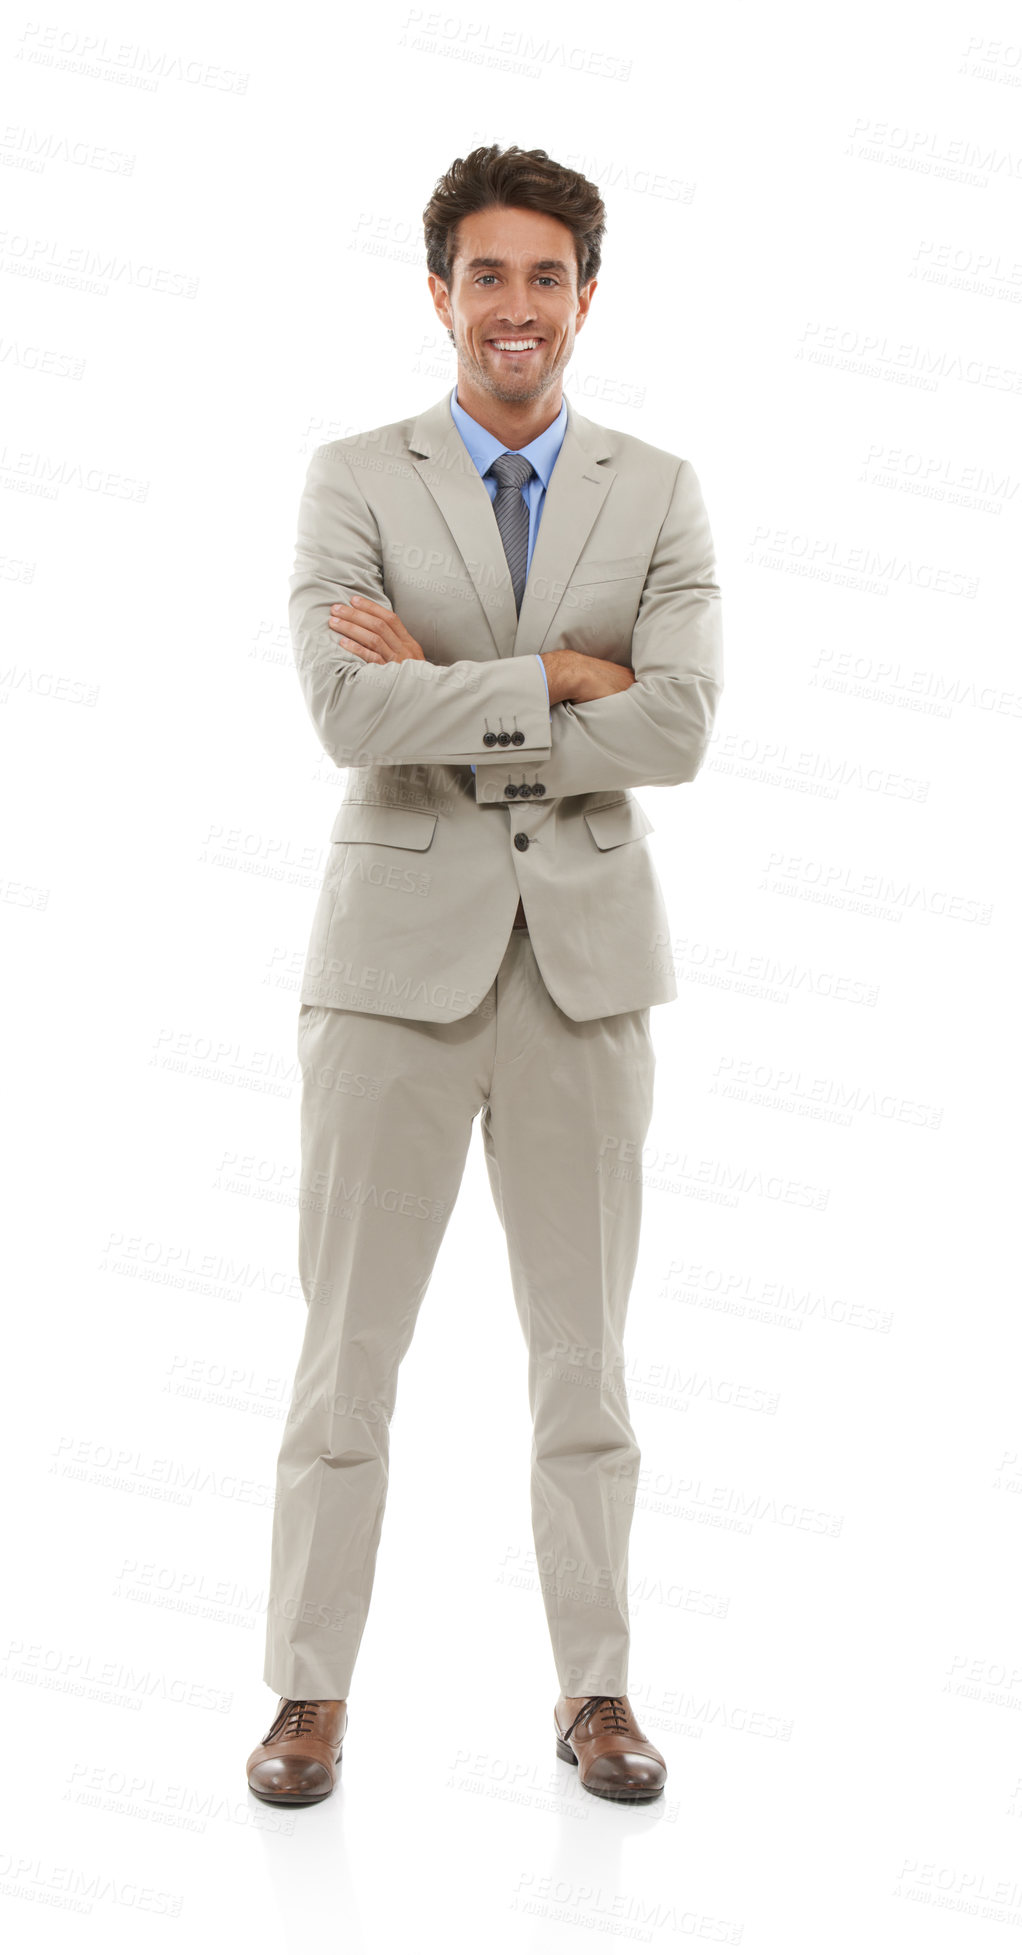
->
<box><xmin>328</xmin><ymin>595</ymin><xmax>425</xmax><ymax>664</ymax></box>
<box><xmin>541</xmin><ymin>649</ymin><xmax>636</xmax><ymax>704</ymax></box>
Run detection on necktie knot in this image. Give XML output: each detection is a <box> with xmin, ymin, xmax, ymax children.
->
<box><xmin>488</xmin><ymin>451</ymin><xmax>534</xmax><ymax>493</ymax></box>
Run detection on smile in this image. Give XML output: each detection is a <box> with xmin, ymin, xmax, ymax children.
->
<box><xmin>488</xmin><ymin>339</ymin><xmax>543</xmax><ymax>353</ymax></box>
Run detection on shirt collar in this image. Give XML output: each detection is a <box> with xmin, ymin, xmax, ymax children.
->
<box><xmin>448</xmin><ymin>385</ymin><xmax>567</xmax><ymax>488</ymax></box>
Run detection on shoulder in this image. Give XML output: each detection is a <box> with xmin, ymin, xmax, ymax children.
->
<box><xmin>307</xmin><ymin>408</ymin><xmax>422</xmax><ymax>486</ymax></box>
<box><xmin>566</xmin><ymin>400</ymin><xmax>692</xmax><ymax>492</ymax></box>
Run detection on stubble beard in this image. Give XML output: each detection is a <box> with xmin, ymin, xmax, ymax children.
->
<box><xmin>449</xmin><ymin>322</ymin><xmax>573</xmax><ymax>406</ymax></box>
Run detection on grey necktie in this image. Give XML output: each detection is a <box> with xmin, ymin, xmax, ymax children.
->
<box><xmin>486</xmin><ymin>450</ymin><xmax>534</xmax><ymax>614</ymax></box>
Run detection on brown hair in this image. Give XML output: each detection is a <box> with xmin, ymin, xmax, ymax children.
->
<box><xmin>422</xmin><ymin>144</ymin><xmax>606</xmax><ymax>293</ymax></box>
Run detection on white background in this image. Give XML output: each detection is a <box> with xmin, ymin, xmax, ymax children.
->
<box><xmin>1</xmin><ymin>1</ymin><xmax>1020</xmax><ymax>1949</ymax></box>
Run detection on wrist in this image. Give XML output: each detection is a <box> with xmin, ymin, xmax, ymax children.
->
<box><xmin>540</xmin><ymin>649</ymin><xmax>581</xmax><ymax>705</ymax></box>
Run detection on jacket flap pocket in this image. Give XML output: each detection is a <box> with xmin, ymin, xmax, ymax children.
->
<box><xmin>583</xmin><ymin>799</ymin><xmax>654</xmax><ymax>850</ymax></box>
<box><xmin>330</xmin><ymin>802</ymin><xmax>439</xmax><ymax>850</ymax></box>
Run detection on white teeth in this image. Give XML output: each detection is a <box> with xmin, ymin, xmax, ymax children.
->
<box><xmin>492</xmin><ymin>340</ymin><xmax>539</xmax><ymax>351</ymax></box>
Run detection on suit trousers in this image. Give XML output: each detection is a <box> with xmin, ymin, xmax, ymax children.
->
<box><xmin>263</xmin><ymin>923</ymin><xmax>656</xmax><ymax>1700</ymax></box>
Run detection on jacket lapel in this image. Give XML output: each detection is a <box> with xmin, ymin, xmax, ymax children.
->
<box><xmin>406</xmin><ymin>392</ymin><xmax>616</xmax><ymax>662</ymax></box>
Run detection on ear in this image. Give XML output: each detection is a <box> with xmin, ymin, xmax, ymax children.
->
<box><xmin>427</xmin><ymin>272</ymin><xmax>452</xmax><ymax>328</ymax></box>
<box><xmin>575</xmin><ymin>277</ymin><xmax>598</xmax><ymax>330</ymax></box>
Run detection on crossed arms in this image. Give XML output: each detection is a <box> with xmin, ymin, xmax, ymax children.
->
<box><xmin>289</xmin><ymin>445</ymin><xmax>723</xmax><ymax>802</ymax></box>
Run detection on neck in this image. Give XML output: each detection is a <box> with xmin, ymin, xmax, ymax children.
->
<box><xmin>454</xmin><ymin>376</ymin><xmax>563</xmax><ymax>451</ymax></box>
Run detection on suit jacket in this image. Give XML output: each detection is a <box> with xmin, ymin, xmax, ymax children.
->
<box><xmin>290</xmin><ymin>390</ymin><xmax>723</xmax><ymax>1023</ymax></box>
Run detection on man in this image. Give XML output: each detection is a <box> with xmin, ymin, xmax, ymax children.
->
<box><xmin>246</xmin><ymin>144</ymin><xmax>723</xmax><ymax>1807</ymax></box>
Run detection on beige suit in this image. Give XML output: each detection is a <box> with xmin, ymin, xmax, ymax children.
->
<box><xmin>291</xmin><ymin>391</ymin><xmax>723</xmax><ymax>1021</ymax></box>
<box><xmin>263</xmin><ymin>391</ymin><xmax>723</xmax><ymax>1703</ymax></box>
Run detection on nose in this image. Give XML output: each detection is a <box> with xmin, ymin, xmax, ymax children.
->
<box><xmin>497</xmin><ymin>287</ymin><xmax>537</xmax><ymax>327</ymax></box>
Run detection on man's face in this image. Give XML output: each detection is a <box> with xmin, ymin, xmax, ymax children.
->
<box><xmin>428</xmin><ymin>204</ymin><xmax>596</xmax><ymax>407</ymax></box>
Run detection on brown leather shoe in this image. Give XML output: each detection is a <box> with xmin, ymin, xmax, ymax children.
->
<box><xmin>555</xmin><ymin>1694</ymin><xmax>666</xmax><ymax>1803</ymax></box>
<box><xmin>246</xmin><ymin>1698</ymin><xmax>347</xmax><ymax>1805</ymax></box>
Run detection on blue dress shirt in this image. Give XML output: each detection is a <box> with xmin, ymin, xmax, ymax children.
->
<box><xmin>448</xmin><ymin>386</ymin><xmax>566</xmax><ymax>771</ymax></box>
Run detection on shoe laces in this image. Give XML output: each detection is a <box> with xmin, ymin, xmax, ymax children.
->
<box><xmin>264</xmin><ymin>1698</ymin><xmax>320</xmax><ymax>1743</ymax></box>
<box><xmin>563</xmin><ymin>1694</ymin><xmax>631</xmax><ymax>1741</ymax></box>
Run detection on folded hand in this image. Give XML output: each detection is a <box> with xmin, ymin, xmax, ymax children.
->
<box><xmin>328</xmin><ymin>595</ymin><xmax>425</xmax><ymax>663</ymax></box>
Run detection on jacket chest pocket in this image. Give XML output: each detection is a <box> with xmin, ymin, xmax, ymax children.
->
<box><xmin>569</xmin><ymin>553</ymin><xmax>649</xmax><ymax>587</ymax></box>
<box><xmin>546</xmin><ymin>558</ymin><xmax>648</xmax><ymax>649</ymax></box>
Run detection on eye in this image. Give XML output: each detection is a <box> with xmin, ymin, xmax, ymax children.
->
<box><xmin>474</xmin><ymin>273</ymin><xmax>560</xmax><ymax>287</ymax></box>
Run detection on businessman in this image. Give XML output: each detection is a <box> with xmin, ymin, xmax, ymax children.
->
<box><xmin>247</xmin><ymin>143</ymin><xmax>723</xmax><ymax>1806</ymax></box>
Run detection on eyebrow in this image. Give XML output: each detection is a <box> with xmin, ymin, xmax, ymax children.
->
<box><xmin>463</xmin><ymin>256</ymin><xmax>572</xmax><ymax>276</ymax></box>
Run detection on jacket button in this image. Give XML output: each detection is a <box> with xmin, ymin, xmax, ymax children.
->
<box><xmin>504</xmin><ymin>783</ymin><xmax>518</xmax><ymax>797</ymax></box>
<box><xmin>483</xmin><ymin>731</ymin><xmax>497</xmax><ymax>746</ymax></box>
<box><xmin>533</xmin><ymin>784</ymin><xmax>545</xmax><ymax>795</ymax></box>
<box><xmin>514</xmin><ymin>832</ymin><xmax>530</xmax><ymax>851</ymax></box>
<box><xmin>497</xmin><ymin>731</ymin><xmax>511</xmax><ymax>746</ymax></box>
<box><xmin>511</xmin><ymin>729</ymin><xmax>524</xmax><ymax>744</ymax></box>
